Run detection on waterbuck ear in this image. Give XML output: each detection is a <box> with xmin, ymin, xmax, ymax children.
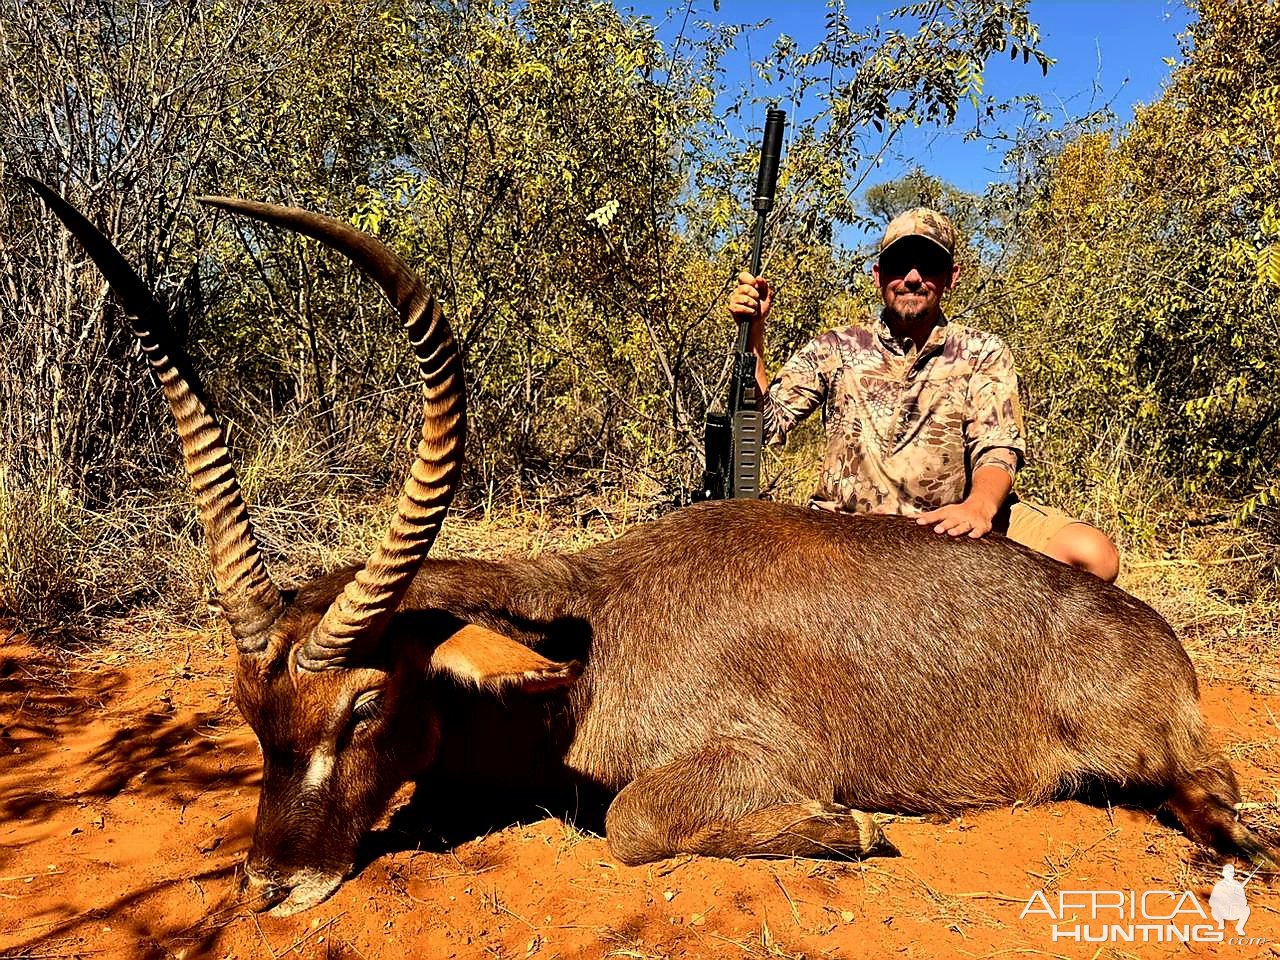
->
<box><xmin>429</xmin><ymin>624</ymin><xmax>580</xmax><ymax>694</ymax></box>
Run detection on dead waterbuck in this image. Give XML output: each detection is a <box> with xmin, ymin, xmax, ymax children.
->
<box><xmin>26</xmin><ymin>179</ymin><xmax>1273</xmax><ymax>917</ymax></box>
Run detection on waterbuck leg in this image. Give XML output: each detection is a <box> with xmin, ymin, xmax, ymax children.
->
<box><xmin>1165</xmin><ymin>756</ymin><xmax>1278</xmax><ymax>869</ymax></box>
<box><xmin>603</xmin><ymin>739</ymin><xmax>897</xmax><ymax>865</ymax></box>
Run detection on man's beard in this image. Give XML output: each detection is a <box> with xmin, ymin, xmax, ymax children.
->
<box><xmin>885</xmin><ymin>299</ymin><xmax>929</xmax><ymax>325</ymax></box>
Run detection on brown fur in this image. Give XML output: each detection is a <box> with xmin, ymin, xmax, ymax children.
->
<box><xmin>238</xmin><ymin>499</ymin><xmax>1272</xmax><ymax>911</ymax></box>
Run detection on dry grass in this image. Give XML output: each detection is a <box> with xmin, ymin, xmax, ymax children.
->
<box><xmin>4</xmin><ymin>412</ymin><xmax>1277</xmax><ymax>708</ymax></box>
<box><xmin>0</xmin><ymin>466</ymin><xmax>209</xmax><ymax>636</ymax></box>
<box><xmin>1120</xmin><ymin>522</ymin><xmax>1280</xmax><ymax>690</ymax></box>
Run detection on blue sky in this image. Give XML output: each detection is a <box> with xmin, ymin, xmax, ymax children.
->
<box><xmin>622</xmin><ymin>0</ymin><xmax>1193</xmax><ymax>197</ymax></box>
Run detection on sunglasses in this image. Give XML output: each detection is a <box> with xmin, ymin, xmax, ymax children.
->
<box><xmin>878</xmin><ymin>246</ymin><xmax>953</xmax><ymax>278</ymax></box>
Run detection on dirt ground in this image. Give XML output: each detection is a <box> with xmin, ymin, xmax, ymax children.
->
<box><xmin>2</xmin><ymin>612</ymin><xmax>1278</xmax><ymax>960</ymax></box>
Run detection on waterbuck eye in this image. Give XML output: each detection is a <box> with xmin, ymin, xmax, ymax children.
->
<box><xmin>351</xmin><ymin>690</ymin><xmax>384</xmax><ymax>726</ymax></box>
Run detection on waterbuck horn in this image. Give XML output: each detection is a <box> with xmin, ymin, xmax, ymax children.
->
<box><xmin>24</xmin><ymin>178</ymin><xmax>284</xmax><ymax>650</ymax></box>
<box><xmin>197</xmin><ymin>198</ymin><xmax>466</xmax><ymax>670</ymax></box>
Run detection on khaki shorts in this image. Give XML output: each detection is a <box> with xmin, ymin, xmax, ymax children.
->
<box><xmin>994</xmin><ymin>499</ymin><xmax>1082</xmax><ymax>555</ymax></box>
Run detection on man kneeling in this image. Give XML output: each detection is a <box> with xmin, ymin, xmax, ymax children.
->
<box><xmin>728</xmin><ymin>207</ymin><xmax>1119</xmax><ymax>582</ymax></box>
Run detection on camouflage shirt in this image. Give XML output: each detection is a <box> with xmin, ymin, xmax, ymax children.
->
<box><xmin>762</xmin><ymin>312</ymin><xmax>1025</xmax><ymax>515</ymax></box>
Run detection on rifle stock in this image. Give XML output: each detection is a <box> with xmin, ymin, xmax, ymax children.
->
<box><xmin>696</xmin><ymin>107</ymin><xmax>785</xmax><ymax>502</ymax></box>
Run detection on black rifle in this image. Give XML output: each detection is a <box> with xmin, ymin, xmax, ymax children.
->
<box><xmin>696</xmin><ymin>107</ymin><xmax>786</xmax><ymax>501</ymax></box>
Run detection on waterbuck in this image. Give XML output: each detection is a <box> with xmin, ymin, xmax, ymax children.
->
<box><xmin>28</xmin><ymin>180</ymin><xmax>1272</xmax><ymax>917</ymax></box>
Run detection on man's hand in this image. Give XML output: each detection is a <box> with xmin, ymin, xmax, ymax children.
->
<box><xmin>729</xmin><ymin>271</ymin><xmax>772</xmax><ymax>323</ymax></box>
<box><xmin>917</xmin><ymin>465</ymin><xmax>1012</xmax><ymax>538</ymax></box>
<box><xmin>916</xmin><ymin>501</ymin><xmax>996</xmax><ymax>538</ymax></box>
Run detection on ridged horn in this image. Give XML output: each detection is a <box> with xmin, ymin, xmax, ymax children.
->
<box><xmin>197</xmin><ymin>198</ymin><xmax>466</xmax><ymax>670</ymax></box>
<box><xmin>25</xmin><ymin>178</ymin><xmax>283</xmax><ymax>650</ymax></box>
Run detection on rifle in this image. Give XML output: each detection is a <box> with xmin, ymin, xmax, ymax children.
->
<box><xmin>696</xmin><ymin>106</ymin><xmax>786</xmax><ymax>501</ymax></box>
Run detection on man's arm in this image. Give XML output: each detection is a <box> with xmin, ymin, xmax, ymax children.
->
<box><xmin>729</xmin><ymin>270</ymin><xmax>774</xmax><ymax>397</ymax></box>
<box><xmin>916</xmin><ymin>464</ymin><xmax>1012</xmax><ymax>538</ymax></box>
<box><xmin>918</xmin><ymin>334</ymin><xmax>1025</xmax><ymax>538</ymax></box>
<box><xmin>728</xmin><ymin>270</ymin><xmax>834</xmax><ymax>448</ymax></box>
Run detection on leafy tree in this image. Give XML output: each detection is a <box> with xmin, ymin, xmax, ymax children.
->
<box><xmin>864</xmin><ymin>168</ymin><xmax>948</xmax><ymax>224</ymax></box>
<box><xmin>970</xmin><ymin>0</ymin><xmax>1279</xmax><ymax>544</ymax></box>
<box><xmin>0</xmin><ymin>0</ymin><xmax>285</xmax><ymax>499</ymax></box>
<box><xmin>2</xmin><ymin>0</ymin><xmax>1054</xmax><ymax>508</ymax></box>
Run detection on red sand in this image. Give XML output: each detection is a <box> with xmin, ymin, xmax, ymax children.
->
<box><xmin>2</xmin><ymin>633</ymin><xmax>1276</xmax><ymax>959</ymax></box>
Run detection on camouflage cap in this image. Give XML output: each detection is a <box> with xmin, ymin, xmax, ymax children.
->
<box><xmin>879</xmin><ymin>207</ymin><xmax>957</xmax><ymax>259</ymax></box>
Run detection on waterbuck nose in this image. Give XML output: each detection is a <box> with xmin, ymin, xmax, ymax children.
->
<box><xmin>242</xmin><ymin>864</ymin><xmax>289</xmax><ymax>911</ymax></box>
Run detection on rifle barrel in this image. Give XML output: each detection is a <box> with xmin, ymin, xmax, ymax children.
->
<box><xmin>748</xmin><ymin>108</ymin><xmax>786</xmax><ymax>276</ymax></box>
